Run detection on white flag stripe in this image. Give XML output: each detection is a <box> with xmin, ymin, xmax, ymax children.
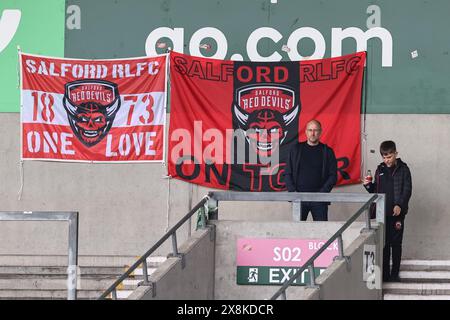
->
<box><xmin>22</xmin><ymin>90</ymin><xmax>68</xmax><ymax>125</ymax></box>
<box><xmin>115</xmin><ymin>93</ymin><xmax>166</xmax><ymax>127</ymax></box>
<box><xmin>21</xmin><ymin>90</ymin><xmax>165</xmax><ymax>127</ymax></box>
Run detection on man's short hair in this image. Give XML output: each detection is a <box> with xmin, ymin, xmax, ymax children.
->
<box><xmin>380</xmin><ymin>140</ymin><xmax>397</xmax><ymax>155</ymax></box>
<box><xmin>307</xmin><ymin>119</ymin><xmax>322</xmax><ymax>130</ymax></box>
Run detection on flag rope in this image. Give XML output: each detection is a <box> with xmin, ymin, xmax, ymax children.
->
<box><xmin>361</xmin><ymin>51</ymin><xmax>369</xmax><ymax>179</ymax></box>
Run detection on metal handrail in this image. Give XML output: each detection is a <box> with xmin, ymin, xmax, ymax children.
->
<box><xmin>269</xmin><ymin>194</ymin><xmax>378</xmax><ymax>300</ymax></box>
<box><xmin>0</xmin><ymin>211</ymin><xmax>78</xmax><ymax>300</ymax></box>
<box><xmin>208</xmin><ymin>191</ymin><xmax>378</xmax><ymax>203</ymax></box>
<box><xmin>98</xmin><ymin>196</ymin><xmax>209</xmax><ymax>300</ymax></box>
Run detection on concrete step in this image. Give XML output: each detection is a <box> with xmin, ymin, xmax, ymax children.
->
<box><xmin>0</xmin><ymin>273</ymin><xmax>121</xmax><ymax>280</ymax></box>
<box><xmin>0</xmin><ymin>284</ymin><xmax>137</xmax><ymax>300</ymax></box>
<box><xmin>129</xmin><ymin>268</ymin><xmax>158</xmax><ymax>277</ymax></box>
<box><xmin>0</xmin><ymin>255</ymin><xmax>137</xmax><ymax>267</ymax></box>
<box><xmin>0</xmin><ymin>255</ymin><xmax>166</xmax><ymax>267</ymax></box>
<box><xmin>123</xmin><ymin>257</ymin><xmax>168</xmax><ymax>270</ymax></box>
<box><xmin>113</xmin><ymin>268</ymin><xmax>157</xmax><ymax>289</ymax></box>
<box><xmin>0</xmin><ymin>256</ymin><xmax>166</xmax><ymax>299</ymax></box>
<box><xmin>105</xmin><ymin>290</ymin><xmax>134</xmax><ymax>300</ymax></box>
<box><xmin>401</xmin><ymin>260</ymin><xmax>450</xmax><ymax>272</ymax></box>
<box><xmin>0</xmin><ymin>289</ymin><xmax>104</xmax><ymax>300</ymax></box>
<box><xmin>0</xmin><ymin>278</ymin><xmax>118</xmax><ymax>291</ymax></box>
<box><xmin>384</xmin><ymin>294</ymin><xmax>450</xmax><ymax>300</ymax></box>
<box><xmin>100</xmin><ymin>267</ymin><xmax>159</xmax><ymax>300</ymax></box>
<box><xmin>383</xmin><ymin>282</ymin><xmax>450</xmax><ymax>295</ymax></box>
<box><xmin>0</xmin><ymin>266</ymin><xmax>126</xmax><ymax>276</ymax></box>
<box><xmin>0</xmin><ymin>268</ymin><xmax>156</xmax><ymax>279</ymax></box>
<box><xmin>398</xmin><ymin>271</ymin><xmax>450</xmax><ymax>283</ymax></box>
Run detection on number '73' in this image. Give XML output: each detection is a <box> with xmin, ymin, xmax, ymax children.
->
<box><xmin>124</xmin><ymin>94</ymin><xmax>155</xmax><ymax>125</ymax></box>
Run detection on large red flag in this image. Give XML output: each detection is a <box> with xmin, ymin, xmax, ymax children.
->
<box><xmin>168</xmin><ymin>51</ymin><xmax>365</xmax><ymax>191</ymax></box>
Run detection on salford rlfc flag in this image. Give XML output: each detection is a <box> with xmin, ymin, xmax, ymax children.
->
<box><xmin>168</xmin><ymin>51</ymin><xmax>365</xmax><ymax>191</ymax></box>
<box><xmin>20</xmin><ymin>53</ymin><xmax>167</xmax><ymax>162</ymax></box>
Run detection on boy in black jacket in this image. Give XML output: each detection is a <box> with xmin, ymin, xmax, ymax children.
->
<box><xmin>363</xmin><ymin>141</ymin><xmax>412</xmax><ymax>282</ymax></box>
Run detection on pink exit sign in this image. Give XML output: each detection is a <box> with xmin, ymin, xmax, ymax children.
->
<box><xmin>237</xmin><ymin>238</ymin><xmax>339</xmax><ymax>268</ymax></box>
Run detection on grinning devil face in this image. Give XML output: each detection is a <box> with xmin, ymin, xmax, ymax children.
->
<box><xmin>63</xmin><ymin>80</ymin><xmax>121</xmax><ymax>147</ymax></box>
<box><xmin>73</xmin><ymin>102</ymin><xmax>108</xmax><ymax>145</ymax></box>
<box><xmin>246</xmin><ymin>110</ymin><xmax>284</xmax><ymax>157</ymax></box>
<box><xmin>232</xmin><ymin>85</ymin><xmax>299</xmax><ymax>158</ymax></box>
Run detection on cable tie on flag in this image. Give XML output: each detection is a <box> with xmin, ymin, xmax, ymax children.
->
<box><xmin>17</xmin><ymin>46</ymin><xmax>22</xmax><ymax>89</ymax></box>
<box><xmin>17</xmin><ymin>160</ymin><xmax>24</xmax><ymax>201</ymax></box>
<box><xmin>165</xmin><ymin>174</ymin><xmax>172</xmax><ymax>232</ymax></box>
<box><xmin>187</xmin><ymin>183</ymin><xmax>194</xmax><ymax>237</ymax></box>
<box><xmin>362</xmin><ymin>131</ymin><xmax>368</xmax><ymax>140</ymax></box>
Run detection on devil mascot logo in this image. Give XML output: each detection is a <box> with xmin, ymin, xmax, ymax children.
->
<box><xmin>229</xmin><ymin>62</ymin><xmax>301</xmax><ymax>191</ymax></box>
<box><xmin>63</xmin><ymin>80</ymin><xmax>121</xmax><ymax>147</ymax></box>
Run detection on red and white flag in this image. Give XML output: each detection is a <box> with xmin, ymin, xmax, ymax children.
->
<box><xmin>20</xmin><ymin>53</ymin><xmax>167</xmax><ymax>162</ymax></box>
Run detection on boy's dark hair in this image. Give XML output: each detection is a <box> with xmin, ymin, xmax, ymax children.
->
<box><xmin>380</xmin><ymin>140</ymin><xmax>397</xmax><ymax>155</ymax></box>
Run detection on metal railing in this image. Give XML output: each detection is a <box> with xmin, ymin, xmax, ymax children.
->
<box><xmin>98</xmin><ymin>195</ymin><xmax>209</xmax><ymax>300</ymax></box>
<box><xmin>0</xmin><ymin>211</ymin><xmax>79</xmax><ymax>300</ymax></box>
<box><xmin>270</xmin><ymin>194</ymin><xmax>378</xmax><ymax>300</ymax></box>
<box><xmin>100</xmin><ymin>191</ymin><xmax>384</xmax><ymax>300</ymax></box>
<box><xmin>206</xmin><ymin>191</ymin><xmax>385</xmax><ymax>300</ymax></box>
<box><xmin>207</xmin><ymin>191</ymin><xmax>385</xmax><ymax>223</ymax></box>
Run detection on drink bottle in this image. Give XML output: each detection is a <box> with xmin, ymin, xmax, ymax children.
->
<box><xmin>366</xmin><ymin>170</ymin><xmax>373</xmax><ymax>182</ymax></box>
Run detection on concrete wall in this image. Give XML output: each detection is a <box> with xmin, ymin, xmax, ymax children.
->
<box><xmin>0</xmin><ymin>114</ymin><xmax>192</xmax><ymax>258</ymax></box>
<box><xmin>129</xmin><ymin>226</ymin><xmax>215</xmax><ymax>300</ymax></box>
<box><xmin>304</xmin><ymin>230</ymin><xmax>383</xmax><ymax>300</ymax></box>
<box><xmin>212</xmin><ymin>220</ymin><xmax>365</xmax><ymax>300</ymax></box>
<box><xmin>130</xmin><ymin>221</ymin><xmax>381</xmax><ymax>300</ymax></box>
<box><xmin>0</xmin><ymin>113</ymin><xmax>448</xmax><ymax>260</ymax></box>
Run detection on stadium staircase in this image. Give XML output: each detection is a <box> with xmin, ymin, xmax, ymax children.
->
<box><xmin>0</xmin><ymin>256</ymin><xmax>166</xmax><ymax>300</ymax></box>
<box><xmin>383</xmin><ymin>260</ymin><xmax>450</xmax><ymax>300</ymax></box>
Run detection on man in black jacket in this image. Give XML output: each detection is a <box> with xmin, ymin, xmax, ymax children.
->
<box><xmin>363</xmin><ymin>140</ymin><xmax>412</xmax><ymax>282</ymax></box>
<box><xmin>284</xmin><ymin>119</ymin><xmax>337</xmax><ymax>221</ymax></box>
